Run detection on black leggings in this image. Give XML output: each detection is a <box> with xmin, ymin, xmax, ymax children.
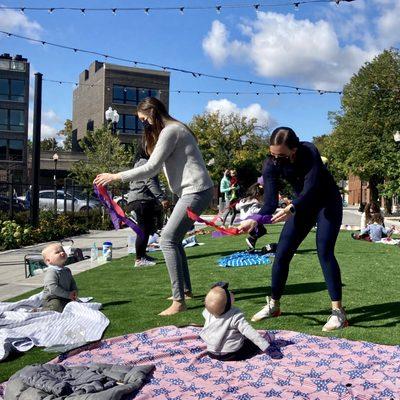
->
<box><xmin>127</xmin><ymin>200</ymin><xmax>158</xmax><ymax>259</ymax></box>
<box><xmin>207</xmin><ymin>338</ymin><xmax>261</xmax><ymax>361</ymax></box>
<box><xmin>271</xmin><ymin>196</ymin><xmax>343</xmax><ymax>301</ymax></box>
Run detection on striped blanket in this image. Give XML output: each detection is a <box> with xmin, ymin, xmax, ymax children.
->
<box><xmin>0</xmin><ymin>325</ymin><xmax>395</xmax><ymax>400</ymax></box>
<box><xmin>0</xmin><ymin>293</ymin><xmax>109</xmax><ymax>361</ymax></box>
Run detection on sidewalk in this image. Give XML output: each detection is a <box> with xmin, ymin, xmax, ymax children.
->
<box><xmin>343</xmin><ymin>207</ymin><xmax>400</xmax><ymax>229</ymax></box>
<box><xmin>0</xmin><ymin>228</ymin><xmax>136</xmax><ymax>301</ymax></box>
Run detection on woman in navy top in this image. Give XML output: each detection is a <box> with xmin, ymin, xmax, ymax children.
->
<box><xmin>239</xmin><ymin>127</ymin><xmax>348</xmax><ymax>332</ymax></box>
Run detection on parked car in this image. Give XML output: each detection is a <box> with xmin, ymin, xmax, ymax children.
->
<box><xmin>19</xmin><ymin>190</ymin><xmax>101</xmax><ymax>212</ymax></box>
<box><xmin>0</xmin><ymin>196</ymin><xmax>26</xmax><ymax>212</ymax></box>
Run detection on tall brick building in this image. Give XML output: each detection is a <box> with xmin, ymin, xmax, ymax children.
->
<box><xmin>72</xmin><ymin>61</ymin><xmax>170</xmax><ymax>145</ymax></box>
<box><xmin>0</xmin><ymin>54</ymin><xmax>30</xmax><ymax>182</ymax></box>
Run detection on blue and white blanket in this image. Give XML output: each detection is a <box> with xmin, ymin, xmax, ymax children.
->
<box><xmin>218</xmin><ymin>251</ymin><xmax>272</xmax><ymax>267</ymax></box>
<box><xmin>0</xmin><ymin>292</ymin><xmax>109</xmax><ymax>361</ymax></box>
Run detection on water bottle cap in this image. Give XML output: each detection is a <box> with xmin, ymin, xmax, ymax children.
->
<box><xmin>103</xmin><ymin>241</ymin><xmax>112</xmax><ymax>245</ymax></box>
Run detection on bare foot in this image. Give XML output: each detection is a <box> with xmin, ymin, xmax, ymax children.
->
<box><xmin>167</xmin><ymin>291</ymin><xmax>193</xmax><ymax>300</ymax></box>
<box><xmin>158</xmin><ymin>301</ymin><xmax>187</xmax><ymax>316</ymax></box>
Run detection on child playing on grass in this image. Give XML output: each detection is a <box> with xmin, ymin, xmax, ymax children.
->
<box><xmin>352</xmin><ymin>213</ymin><xmax>394</xmax><ymax>242</ymax></box>
<box><xmin>41</xmin><ymin>243</ymin><xmax>78</xmax><ymax>313</ymax></box>
<box><xmin>200</xmin><ymin>282</ymin><xmax>274</xmax><ymax>361</ymax></box>
<box><xmin>235</xmin><ymin>182</ymin><xmax>267</xmax><ymax>250</ymax></box>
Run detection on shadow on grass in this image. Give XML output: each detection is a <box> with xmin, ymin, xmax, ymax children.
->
<box><xmin>187</xmin><ymin>250</ymin><xmax>243</xmax><ymax>260</ymax></box>
<box><xmin>295</xmin><ymin>248</ymin><xmax>317</xmax><ymax>255</ymax></box>
<box><xmin>233</xmin><ymin>282</ymin><xmax>328</xmax><ymax>302</ymax></box>
<box><xmin>284</xmin><ymin>301</ymin><xmax>400</xmax><ymax>328</ymax></box>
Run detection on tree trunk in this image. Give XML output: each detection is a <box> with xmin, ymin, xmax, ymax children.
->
<box><xmin>384</xmin><ymin>197</ymin><xmax>392</xmax><ymax>215</ymax></box>
<box><xmin>368</xmin><ymin>176</ymin><xmax>381</xmax><ymax>203</ymax></box>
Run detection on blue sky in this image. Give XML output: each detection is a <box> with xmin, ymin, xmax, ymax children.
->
<box><xmin>1</xmin><ymin>0</ymin><xmax>399</xmax><ymax>142</ymax></box>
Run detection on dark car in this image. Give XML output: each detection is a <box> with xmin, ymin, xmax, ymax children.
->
<box><xmin>0</xmin><ymin>196</ymin><xmax>26</xmax><ymax>212</ymax></box>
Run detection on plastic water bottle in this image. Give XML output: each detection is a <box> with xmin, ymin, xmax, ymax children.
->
<box><xmin>90</xmin><ymin>243</ymin><xmax>98</xmax><ymax>262</ymax></box>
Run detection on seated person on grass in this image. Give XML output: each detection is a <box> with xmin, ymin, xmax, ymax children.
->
<box><xmin>352</xmin><ymin>213</ymin><xmax>394</xmax><ymax>243</ymax></box>
<box><xmin>41</xmin><ymin>243</ymin><xmax>78</xmax><ymax>313</ymax></box>
<box><xmin>200</xmin><ymin>282</ymin><xmax>274</xmax><ymax>362</ymax></box>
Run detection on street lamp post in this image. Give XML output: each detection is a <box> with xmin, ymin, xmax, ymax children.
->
<box><xmin>105</xmin><ymin>106</ymin><xmax>120</xmax><ymax>134</ymax></box>
<box><xmin>53</xmin><ymin>153</ymin><xmax>59</xmax><ymax>214</ymax></box>
<box><xmin>393</xmin><ymin>131</ymin><xmax>400</xmax><ymax>213</ymax></box>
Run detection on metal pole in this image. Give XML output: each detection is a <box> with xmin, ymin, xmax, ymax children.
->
<box><xmin>86</xmin><ymin>186</ymin><xmax>90</xmax><ymax>226</ymax></box>
<box><xmin>9</xmin><ymin>175</ymin><xmax>13</xmax><ymax>219</ymax></box>
<box><xmin>63</xmin><ymin>178</ymin><xmax>67</xmax><ymax>213</ymax></box>
<box><xmin>53</xmin><ymin>159</ymin><xmax>57</xmax><ymax>214</ymax></box>
<box><xmin>71</xmin><ymin>180</ymin><xmax>75</xmax><ymax>215</ymax></box>
<box><xmin>30</xmin><ymin>73</ymin><xmax>42</xmax><ymax>227</ymax></box>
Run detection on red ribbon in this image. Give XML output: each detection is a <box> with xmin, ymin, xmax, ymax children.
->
<box><xmin>187</xmin><ymin>208</ymin><xmax>240</xmax><ymax>236</ymax></box>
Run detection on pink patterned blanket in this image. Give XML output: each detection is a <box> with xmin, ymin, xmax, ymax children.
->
<box><xmin>1</xmin><ymin>326</ymin><xmax>399</xmax><ymax>399</ymax></box>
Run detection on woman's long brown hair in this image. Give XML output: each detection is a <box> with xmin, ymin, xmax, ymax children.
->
<box><xmin>137</xmin><ymin>97</ymin><xmax>195</xmax><ymax>154</ymax></box>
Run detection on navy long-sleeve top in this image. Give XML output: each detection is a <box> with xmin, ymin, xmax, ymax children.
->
<box><xmin>258</xmin><ymin>141</ymin><xmax>340</xmax><ymax>215</ymax></box>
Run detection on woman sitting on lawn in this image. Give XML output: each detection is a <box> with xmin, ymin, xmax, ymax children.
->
<box><xmin>94</xmin><ymin>97</ymin><xmax>213</xmax><ymax>316</ymax></box>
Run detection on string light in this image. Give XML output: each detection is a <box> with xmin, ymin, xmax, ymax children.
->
<box><xmin>43</xmin><ymin>78</ymin><xmax>343</xmax><ymax>96</ymax></box>
<box><xmin>1</xmin><ymin>29</ymin><xmax>344</xmax><ymax>94</ymax></box>
<box><xmin>0</xmin><ymin>1</ymin><xmax>355</xmax><ymax>15</ymax></box>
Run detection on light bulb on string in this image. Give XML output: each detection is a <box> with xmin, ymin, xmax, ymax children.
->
<box><xmin>112</xmin><ymin>8</ymin><xmax>117</xmax><ymax>15</ymax></box>
<box><xmin>80</xmin><ymin>8</ymin><xmax>86</xmax><ymax>15</ymax></box>
<box><xmin>294</xmin><ymin>3</ymin><xmax>300</xmax><ymax>10</ymax></box>
<box><xmin>144</xmin><ymin>8</ymin><xmax>150</xmax><ymax>15</ymax></box>
<box><xmin>48</xmin><ymin>8</ymin><xmax>54</xmax><ymax>14</ymax></box>
<box><xmin>216</xmin><ymin>6</ymin><xmax>222</xmax><ymax>14</ymax></box>
<box><xmin>180</xmin><ymin>7</ymin><xmax>184</xmax><ymax>15</ymax></box>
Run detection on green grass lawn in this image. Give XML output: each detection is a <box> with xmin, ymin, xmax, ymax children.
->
<box><xmin>1</xmin><ymin>225</ymin><xmax>399</xmax><ymax>381</ymax></box>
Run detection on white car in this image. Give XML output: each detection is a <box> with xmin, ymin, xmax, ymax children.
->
<box><xmin>19</xmin><ymin>190</ymin><xmax>101</xmax><ymax>212</ymax></box>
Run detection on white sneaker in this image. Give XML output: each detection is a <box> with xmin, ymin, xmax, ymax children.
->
<box><xmin>251</xmin><ymin>296</ymin><xmax>281</xmax><ymax>322</ymax></box>
<box><xmin>322</xmin><ymin>308</ymin><xmax>348</xmax><ymax>331</ymax></box>
<box><xmin>135</xmin><ymin>258</ymin><xmax>156</xmax><ymax>267</ymax></box>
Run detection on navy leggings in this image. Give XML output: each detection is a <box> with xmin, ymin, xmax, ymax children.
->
<box><xmin>271</xmin><ymin>195</ymin><xmax>343</xmax><ymax>301</ymax></box>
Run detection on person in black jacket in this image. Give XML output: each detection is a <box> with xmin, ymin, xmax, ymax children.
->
<box><xmin>238</xmin><ymin>127</ymin><xmax>348</xmax><ymax>332</ymax></box>
<box><xmin>127</xmin><ymin>146</ymin><xmax>168</xmax><ymax>267</ymax></box>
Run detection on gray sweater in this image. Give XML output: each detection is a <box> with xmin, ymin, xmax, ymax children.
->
<box><xmin>120</xmin><ymin>123</ymin><xmax>213</xmax><ymax>197</ymax></box>
<box><xmin>200</xmin><ymin>307</ymin><xmax>269</xmax><ymax>354</ymax></box>
<box><xmin>43</xmin><ymin>265</ymin><xmax>78</xmax><ymax>301</ymax></box>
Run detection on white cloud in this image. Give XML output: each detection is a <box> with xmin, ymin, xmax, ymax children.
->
<box><xmin>205</xmin><ymin>99</ymin><xmax>273</xmax><ymax>127</ymax></box>
<box><xmin>0</xmin><ymin>7</ymin><xmax>43</xmax><ymax>39</ymax></box>
<box><xmin>28</xmin><ymin>109</ymin><xmax>64</xmax><ymax>140</ymax></box>
<box><xmin>203</xmin><ymin>13</ymin><xmax>379</xmax><ymax>90</ymax></box>
<box><xmin>202</xmin><ymin>1</ymin><xmax>400</xmax><ymax>91</ymax></box>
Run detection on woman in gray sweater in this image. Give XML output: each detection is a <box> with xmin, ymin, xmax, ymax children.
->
<box><xmin>94</xmin><ymin>97</ymin><xmax>213</xmax><ymax>316</ymax></box>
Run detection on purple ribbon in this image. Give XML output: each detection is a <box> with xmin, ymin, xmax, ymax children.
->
<box><xmin>93</xmin><ymin>185</ymin><xmax>144</xmax><ymax>238</ymax></box>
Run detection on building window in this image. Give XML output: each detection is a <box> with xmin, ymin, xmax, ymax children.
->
<box><xmin>0</xmin><ymin>79</ymin><xmax>25</xmax><ymax>102</ymax></box>
<box><xmin>0</xmin><ymin>109</ymin><xmax>25</xmax><ymax>131</ymax></box>
<box><xmin>0</xmin><ymin>139</ymin><xmax>6</xmax><ymax>160</ymax></box>
<box><xmin>117</xmin><ymin>114</ymin><xmax>143</xmax><ymax>134</ymax></box>
<box><xmin>112</xmin><ymin>85</ymin><xmax>160</xmax><ymax>105</ymax></box>
<box><xmin>11</xmin><ymin>80</ymin><xmax>25</xmax><ymax>101</ymax></box>
<box><xmin>0</xmin><ymin>139</ymin><xmax>23</xmax><ymax>161</ymax></box>
<box><xmin>10</xmin><ymin>110</ymin><xmax>25</xmax><ymax>131</ymax></box>
<box><xmin>113</xmin><ymin>85</ymin><xmax>125</xmax><ymax>103</ymax></box>
<box><xmin>0</xmin><ymin>79</ymin><xmax>7</xmax><ymax>100</ymax></box>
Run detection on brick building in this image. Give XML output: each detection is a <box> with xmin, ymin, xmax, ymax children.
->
<box><xmin>0</xmin><ymin>54</ymin><xmax>30</xmax><ymax>183</ymax></box>
<box><xmin>72</xmin><ymin>61</ymin><xmax>170</xmax><ymax>144</ymax></box>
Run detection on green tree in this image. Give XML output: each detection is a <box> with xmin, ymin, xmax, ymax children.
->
<box><xmin>40</xmin><ymin>137</ymin><xmax>61</xmax><ymax>151</ymax></box>
<box><xmin>70</xmin><ymin>126</ymin><xmax>134</xmax><ymax>188</ymax></box>
<box><xmin>328</xmin><ymin>49</ymin><xmax>400</xmax><ymax>203</ymax></box>
<box><xmin>57</xmin><ymin>119</ymin><xmax>73</xmax><ymax>151</ymax></box>
<box><xmin>189</xmin><ymin>111</ymin><xmax>270</xmax><ymax>189</ymax></box>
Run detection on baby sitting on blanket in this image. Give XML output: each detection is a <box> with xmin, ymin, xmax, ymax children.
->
<box><xmin>200</xmin><ymin>282</ymin><xmax>274</xmax><ymax>361</ymax></box>
<box><xmin>41</xmin><ymin>243</ymin><xmax>78</xmax><ymax>313</ymax></box>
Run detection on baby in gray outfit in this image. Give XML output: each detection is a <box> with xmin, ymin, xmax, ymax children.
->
<box><xmin>200</xmin><ymin>282</ymin><xmax>274</xmax><ymax>361</ymax></box>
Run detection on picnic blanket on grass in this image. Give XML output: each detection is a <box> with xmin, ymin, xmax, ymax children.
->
<box><xmin>218</xmin><ymin>251</ymin><xmax>272</xmax><ymax>267</ymax></box>
<box><xmin>0</xmin><ymin>292</ymin><xmax>109</xmax><ymax>361</ymax></box>
<box><xmin>2</xmin><ymin>326</ymin><xmax>398</xmax><ymax>399</ymax></box>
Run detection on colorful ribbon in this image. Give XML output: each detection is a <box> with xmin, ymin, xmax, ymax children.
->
<box><xmin>187</xmin><ymin>208</ymin><xmax>240</xmax><ymax>236</ymax></box>
<box><xmin>93</xmin><ymin>184</ymin><xmax>144</xmax><ymax>238</ymax></box>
